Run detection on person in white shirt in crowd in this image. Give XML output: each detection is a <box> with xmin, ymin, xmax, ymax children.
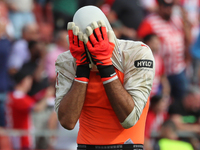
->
<box><xmin>6</xmin><ymin>0</ymin><xmax>36</xmax><ymax>39</ymax></box>
<box><xmin>8</xmin><ymin>23</ymin><xmax>40</xmax><ymax>76</ymax></box>
<box><xmin>138</xmin><ymin>0</ymin><xmax>191</xmax><ymax>103</ymax></box>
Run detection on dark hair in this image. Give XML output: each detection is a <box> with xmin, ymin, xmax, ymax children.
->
<box><xmin>28</xmin><ymin>40</ymin><xmax>38</xmax><ymax>50</ymax></box>
<box><xmin>162</xmin><ymin>119</ymin><xmax>177</xmax><ymax>132</ymax></box>
<box><xmin>143</xmin><ymin>33</ymin><xmax>157</xmax><ymax>43</ymax></box>
<box><xmin>13</xmin><ymin>65</ymin><xmax>34</xmax><ymax>84</ymax></box>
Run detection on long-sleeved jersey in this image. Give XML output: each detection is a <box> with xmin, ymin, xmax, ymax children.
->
<box><xmin>55</xmin><ymin>38</ymin><xmax>155</xmax><ymax>145</ymax></box>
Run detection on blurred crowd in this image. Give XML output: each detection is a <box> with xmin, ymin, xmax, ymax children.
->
<box><xmin>0</xmin><ymin>0</ymin><xmax>200</xmax><ymax>150</ymax></box>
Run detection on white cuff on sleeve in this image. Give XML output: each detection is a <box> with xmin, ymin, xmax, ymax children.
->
<box><xmin>120</xmin><ymin>107</ymin><xmax>138</xmax><ymax>129</ymax></box>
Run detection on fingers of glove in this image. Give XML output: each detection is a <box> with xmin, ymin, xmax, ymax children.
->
<box><xmin>83</xmin><ymin>33</ymin><xmax>94</xmax><ymax>59</ymax></box>
<box><xmin>83</xmin><ymin>33</ymin><xmax>88</xmax><ymax>45</ymax></box>
<box><xmin>67</xmin><ymin>22</ymin><xmax>75</xmax><ymax>44</ymax></box>
<box><xmin>86</xmin><ymin>26</ymin><xmax>98</xmax><ymax>45</ymax></box>
<box><xmin>67</xmin><ymin>22</ymin><xmax>75</xmax><ymax>30</ymax></box>
<box><xmin>91</xmin><ymin>21</ymin><xmax>103</xmax><ymax>42</ymax></box>
<box><xmin>73</xmin><ymin>26</ymin><xmax>79</xmax><ymax>46</ymax></box>
<box><xmin>83</xmin><ymin>33</ymin><xmax>93</xmax><ymax>51</ymax></box>
<box><xmin>97</xmin><ymin>20</ymin><xmax>108</xmax><ymax>41</ymax></box>
<box><xmin>66</xmin><ymin>35</ymin><xmax>69</xmax><ymax>46</ymax></box>
<box><xmin>107</xmin><ymin>30</ymin><xmax>115</xmax><ymax>45</ymax></box>
<box><xmin>78</xmin><ymin>32</ymin><xmax>84</xmax><ymax>47</ymax></box>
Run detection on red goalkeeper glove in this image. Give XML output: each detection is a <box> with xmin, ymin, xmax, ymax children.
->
<box><xmin>67</xmin><ymin>22</ymin><xmax>91</xmax><ymax>84</ymax></box>
<box><xmin>84</xmin><ymin>20</ymin><xmax>118</xmax><ymax>84</ymax></box>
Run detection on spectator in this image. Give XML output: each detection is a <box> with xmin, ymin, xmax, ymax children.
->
<box><xmin>0</xmin><ymin>46</ymin><xmax>11</xmax><ymax>149</ymax></box>
<box><xmin>26</xmin><ymin>40</ymin><xmax>47</xmax><ymax>86</ymax></box>
<box><xmin>172</xmin><ymin>1</ymin><xmax>192</xmax><ymax>67</ymax></box>
<box><xmin>144</xmin><ymin>95</ymin><xmax>169</xmax><ymax>150</ymax></box>
<box><xmin>8</xmin><ymin>23</ymin><xmax>40</xmax><ymax>75</ymax></box>
<box><xmin>8</xmin><ymin>39</ymin><xmax>55</xmax><ymax>149</ymax></box>
<box><xmin>0</xmin><ymin>3</ymin><xmax>16</xmax><ymax>149</ymax></box>
<box><xmin>154</xmin><ymin>120</ymin><xmax>194</xmax><ymax>150</ymax></box>
<box><xmin>111</xmin><ymin>0</ymin><xmax>144</xmax><ymax>31</ymax></box>
<box><xmin>45</xmin><ymin>30</ymin><xmax>68</xmax><ymax>83</ymax></box>
<box><xmin>25</xmin><ymin>40</ymin><xmax>52</xmax><ymax>104</ymax></box>
<box><xmin>138</xmin><ymin>0</ymin><xmax>191</xmax><ymax>103</ymax></box>
<box><xmin>33</xmin><ymin>0</ymin><xmax>54</xmax><ymax>43</ymax></box>
<box><xmin>0</xmin><ymin>1</ymin><xmax>14</xmax><ymax>39</ymax></box>
<box><xmin>168</xmin><ymin>86</ymin><xmax>200</xmax><ymax>134</ymax></box>
<box><xmin>173</xmin><ymin>0</ymin><xmax>199</xmax><ymax>41</ymax></box>
<box><xmin>6</xmin><ymin>0</ymin><xmax>36</xmax><ymax>39</ymax></box>
<box><xmin>6</xmin><ymin>65</ymin><xmax>48</xmax><ymax>150</ymax></box>
<box><xmin>34</xmin><ymin>0</ymin><xmax>53</xmax><ymax>25</ymax></box>
<box><xmin>109</xmin><ymin>0</ymin><xmax>144</xmax><ymax>40</ymax></box>
<box><xmin>0</xmin><ymin>14</ymin><xmax>11</xmax><ymax>128</ymax></box>
<box><xmin>97</xmin><ymin>1</ymin><xmax>136</xmax><ymax>40</ymax></box>
<box><xmin>24</xmin><ymin>41</ymin><xmax>55</xmax><ymax>149</ymax></box>
<box><xmin>143</xmin><ymin>34</ymin><xmax>170</xmax><ymax>97</ymax></box>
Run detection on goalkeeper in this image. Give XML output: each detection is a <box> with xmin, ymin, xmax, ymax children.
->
<box><xmin>55</xmin><ymin>6</ymin><xmax>155</xmax><ymax>150</ymax></box>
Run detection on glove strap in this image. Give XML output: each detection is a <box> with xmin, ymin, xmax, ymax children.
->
<box><xmin>97</xmin><ymin>65</ymin><xmax>118</xmax><ymax>84</ymax></box>
<box><xmin>75</xmin><ymin>64</ymin><xmax>90</xmax><ymax>84</ymax></box>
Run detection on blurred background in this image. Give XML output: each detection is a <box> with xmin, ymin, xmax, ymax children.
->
<box><xmin>0</xmin><ymin>0</ymin><xmax>200</xmax><ymax>150</ymax></box>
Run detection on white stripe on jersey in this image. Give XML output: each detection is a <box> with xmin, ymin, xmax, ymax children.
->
<box><xmin>147</xmin><ymin>14</ymin><xmax>186</xmax><ymax>75</ymax></box>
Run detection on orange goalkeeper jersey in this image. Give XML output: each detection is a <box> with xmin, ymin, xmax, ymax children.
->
<box><xmin>55</xmin><ymin>40</ymin><xmax>155</xmax><ymax>146</ymax></box>
<box><xmin>77</xmin><ymin>68</ymin><xmax>150</xmax><ymax>145</ymax></box>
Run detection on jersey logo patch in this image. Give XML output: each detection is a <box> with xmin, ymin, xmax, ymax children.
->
<box><xmin>134</xmin><ymin>60</ymin><xmax>153</xmax><ymax>68</ymax></box>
